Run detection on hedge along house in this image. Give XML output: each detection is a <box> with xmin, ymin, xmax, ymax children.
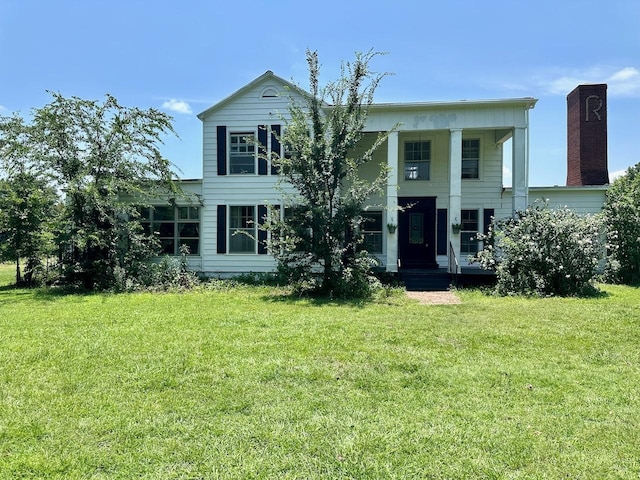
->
<box><xmin>189</xmin><ymin>70</ymin><xmax>542</xmax><ymax>279</ymax></box>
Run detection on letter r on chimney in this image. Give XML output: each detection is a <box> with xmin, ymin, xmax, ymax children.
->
<box><xmin>586</xmin><ymin>95</ymin><xmax>602</xmax><ymax>121</ymax></box>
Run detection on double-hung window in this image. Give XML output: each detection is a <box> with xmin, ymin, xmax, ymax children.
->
<box><xmin>460</xmin><ymin>209</ymin><xmax>479</xmax><ymax>256</ymax></box>
<box><xmin>229</xmin><ymin>206</ymin><xmax>256</xmax><ymax>253</ymax></box>
<box><xmin>361</xmin><ymin>211</ymin><xmax>383</xmax><ymax>254</ymax></box>
<box><xmin>404</xmin><ymin>141</ymin><xmax>430</xmax><ymax>180</ymax></box>
<box><xmin>229</xmin><ymin>132</ymin><xmax>255</xmax><ymax>174</ymax></box>
<box><xmin>462</xmin><ymin>139</ymin><xmax>480</xmax><ymax>179</ymax></box>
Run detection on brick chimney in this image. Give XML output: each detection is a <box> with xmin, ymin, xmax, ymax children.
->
<box><xmin>566</xmin><ymin>84</ymin><xmax>609</xmax><ymax>186</ymax></box>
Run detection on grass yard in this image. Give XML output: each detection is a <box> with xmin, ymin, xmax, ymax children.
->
<box><xmin>0</xmin><ymin>264</ymin><xmax>639</xmax><ymax>479</ymax></box>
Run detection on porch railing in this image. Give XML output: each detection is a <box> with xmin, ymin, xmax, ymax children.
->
<box><xmin>448</xmin><ymin>241</ymin><xmax>460</xmax><ymax>275</ymax></box>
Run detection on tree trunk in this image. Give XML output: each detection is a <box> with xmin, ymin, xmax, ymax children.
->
<box><xmin>322</xmin><ymin>252</ymin><xmax>333</xmax><ymax>294</ymax></box>
<box><xmin>15</xmin><ymin>257</ymin><xmax>21</xmax><ymax>286</ymax></box>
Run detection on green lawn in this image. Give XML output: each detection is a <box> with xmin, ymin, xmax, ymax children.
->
<box><xmin>1</xmin><ymin>264</ymin><xmax>639</xmax><ymax>479</ymax></box>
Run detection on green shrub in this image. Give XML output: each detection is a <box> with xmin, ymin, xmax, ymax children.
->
<box><xmin>113</xmin><ymin>244</ymin><xmax>199</xmax><ymax>292</ymax></box>
<box><xmin>474</xmin><ymin>201</ymin><xmax>605</xmax><ymax>297</ymax></box>
<box><xmin>273</xmin><ymin>250</ymin><xmax>382</xmax><ymax>298</ymax></box>
<box><xmin>603</xmin><ymin>163</ymin><xmax>640</xmax><ymax>284</ymax></box>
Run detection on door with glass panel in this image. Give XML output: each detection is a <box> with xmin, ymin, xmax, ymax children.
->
<box><xmin>398</xmin><ymin>196</ymin><xmax>437</xmax><ymax>268</ymax></box>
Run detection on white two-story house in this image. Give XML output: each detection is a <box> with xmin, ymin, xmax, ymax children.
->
<box><xmin>148</xmin><ymin>71</ymin><xmax>608</xmax><ymax>278</ymax></box>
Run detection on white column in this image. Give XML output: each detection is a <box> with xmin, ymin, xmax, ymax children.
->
<box><xmin>449</xmin><ymin>129</ymin><xmax>462</xmax><ymax>272</ymax></box>
<box><xmin>386</xmin><ymin>131</ymin><xmax>399</xmax><ymax>272</ymax></box>
<box><xmin>511</xmin><ymin>127</ymin><xmax>528</xmax><ymax>214</ymax></box>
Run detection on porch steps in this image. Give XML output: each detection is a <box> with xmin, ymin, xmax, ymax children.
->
<box><xmin>400</xmin><ymin>268</ymin><xmax>451</xmax><ymax>292</ymax></box>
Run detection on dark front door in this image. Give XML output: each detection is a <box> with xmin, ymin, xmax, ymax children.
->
<box><xmin>398</xmin><ymin>196</ymin><xmax>438</xmax><ymax>268</ymax></box>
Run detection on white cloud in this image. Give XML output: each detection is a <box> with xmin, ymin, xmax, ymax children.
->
<box><xmin>0</xmin><ymin>105</ymin><xmax>7</xmax><ymax>113</ymax></box>
<box><xmin>608</xmin><ymin>66</ymin><xmax>638</xmax><ymax>82</ymax></box>
<box><xmin>161</xmin><ymin>99</ymin><xmax>192</xmax><ymax>114</ymax></box>
<box><xmin>610</xmin><ymin>169</ymin><xmax>628</xmax><ymax>181</ymax></box>
<box><xmin>539</xmin><ymin>66</ymin><xmax>640</xmax><ymax>97</ymax></box>
<box><xmin>606</xmin><ymin>67</ymin><xmax>640</xmax><ymax>96</ymax></box>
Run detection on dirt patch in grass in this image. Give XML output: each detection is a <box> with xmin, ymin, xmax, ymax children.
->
<box><xmin>406</xmin><ymin>291</ymin><xmax>461</xmax><ymax>305</ymax></box>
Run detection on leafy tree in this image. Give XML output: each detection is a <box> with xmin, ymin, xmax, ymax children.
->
<box><xmin>0</xmin><ymin>93</ymin><xmax>180</xmax><ymax>289</ymax></box>
<box><xmin>473</xmin><ymin>201</ymin><xmax>605</xmax><ymax>296</ymax></box>
<box><xmin>0</xmin><ymin>114</ymin><xmax>58</xmax><ymax>286</ymax></box>
<box><xmin>266</xmin><ymin>50</ymin><xmax>392</xmax><ymax>297</ymax></box>
<box><xmin>604</xmin><ymin>163</ymin><xmax>640</xmax><ymax>284</ymax></box>
<box><xmin>0</xmin><ymin>173</ymin><xmax>57</xmax><ymax>285</ymax></box>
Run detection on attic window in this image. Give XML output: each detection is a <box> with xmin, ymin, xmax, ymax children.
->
<box><xmin>261</xmin><ymin>87</ymin><xmax>278</xmax><ymax>98</ymax></box>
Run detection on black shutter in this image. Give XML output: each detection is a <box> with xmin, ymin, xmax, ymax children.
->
<box><xmin>437</xmin><ymin>208</ymin><xmax>448</xmax><ymax>256</ymax></box>
<box><xmin>257</xmin><ymin>205</ymin><xmax>268</xmax><ymax>254</ymax></box>
<box><xmin>217</xmin><ymin>205</ymin><xmax>227</xmax><ymax>254</ymax></box>
<box><xmin>270</xmin><ymin>124</ymin><xmax>281</xmax><ymax>175</ymax></box>
<box><xmin>258</xmin><ymin>125</ymin><xmax>268</xmax><ymax>175</ymax></box>
<box><xmin>217</xmin><ymin>126</ymin><xmax>227</xmax><ymax>176</ymax></box>
<box><xmin>483</xmin><ymin>208</ymin><xmax>494</xmax><ymax>235</ymax></box>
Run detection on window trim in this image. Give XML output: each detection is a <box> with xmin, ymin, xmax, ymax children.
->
<box><xmin>260</xmin><ymin>86</ymin><xmax>279</xmax><ymax>99</ymax></box>
<box><xmin>361</xmin><ymin>210</ymin><xmax>384</xmax><ymax>255</ymax></box>
<box><xmin>403</xmin><ymin>139</ymin><xmax>431</xmax><ymax>181</ymax></box>
<box><xmin>460</xmin><ymin>209</ymin><xmax>479</xmax><ymax>256</ymax></box>
<box><xmin>228</xmin><ymin>130</ymin><xmax>257</xmax><ymax>175</ymax></box>
<box><xmin>139</xmin><ymin>205</ymin><xmax>200</xmax><ymax>256</ymax></box>
<box><xmin>462</xmin><ymin>138</ymin><xmax>480</xmax><ymax>180</ymax></box>
<box><xmin>228</xmin><ymin>205</ymin><xmax>257</xmax><ymax>254</ymax></box>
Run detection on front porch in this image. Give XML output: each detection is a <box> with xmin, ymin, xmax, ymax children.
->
<box><xmin>365</xmin><ymin>99</ymin><xmax>535</xmax><ymax>275</ymax></box>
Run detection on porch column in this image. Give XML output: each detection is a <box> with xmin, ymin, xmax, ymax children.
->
<box><xmin>386</xmin><ymin>131</ymin><xmax>399</xmax><ymax>272</ymax></box>
<box><xmin>449</xmin><ymin>129</ymin><xmax>462</xmax><ymax>270</ymax></box>
<box><xmin>511</xmin><ymin>127</ymin><xmax>528</xmax><ymax>214</ymax></box>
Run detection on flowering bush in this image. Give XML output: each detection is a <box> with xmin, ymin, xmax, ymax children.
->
<box><xmin>473</xmin><ymin>201</ymin><xmax>605</xmax><ymax>296</ymax></box>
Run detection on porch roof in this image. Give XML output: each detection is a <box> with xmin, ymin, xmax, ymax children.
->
<box><xmin>368</xmin><ymin>98</ymin><xmax>537</xmax><ymax>110</ymax></box>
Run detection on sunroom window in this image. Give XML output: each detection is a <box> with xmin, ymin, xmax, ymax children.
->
<box><xmin>229</xmin><ymin>132</ymin><xmax>255</xmax><ymax>174</ymax></box>
<box><xmin>139</xmin><ymin>205</ymin><xmax>200</xmax><ymax>255</ymax></box>
<box><xmin>177</xmin><ymin>206</ymin><xmax>200</xmax><ymax>256</ymax></box>
<box><xmin>404</xmin><ymin>141</ymin><xmax>431</xmax><ymax>180</ymax></box>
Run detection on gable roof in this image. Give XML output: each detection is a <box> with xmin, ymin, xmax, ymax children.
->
<box><xmin>197</xmin><ymin>70</ymin><xmax>538</xmax><ymax>122</ymax></box>
<box><xmin>196</xmin><ymin>71</ymin><xmax>303</xmax><ymax>120</ymax></box>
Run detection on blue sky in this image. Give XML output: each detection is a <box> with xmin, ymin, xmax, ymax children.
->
<box><xmin>1</xmin><ymin>0</ymin><xmax>638</xmax><ymax>186</ymax></box>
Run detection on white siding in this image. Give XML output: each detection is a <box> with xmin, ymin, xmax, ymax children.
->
<box><xmin>364</xmin><ymin>103</ymin><xmax>532</xmax><ymax>133</ymax></box>
<box><xmin>528</xmin><ymin>187</ymin><xmax>608</xmax><ymax>214</ymax></box>
<box><xmin>200</xmin><ymin>76</ymin><xmax>307</xmax><ymax>275</ymax></box>
<box><xmin>498</xmin><ymin>186</ymin><xmax>608</xmax><ymax>216</ymax></box>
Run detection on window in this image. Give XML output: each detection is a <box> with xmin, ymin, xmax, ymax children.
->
<box><xmin>177</xmin><ymin>207</ymin><xmax>200</xmax><ymax>256</ymax></box>
<box><xmin>283</xmin><ymin>205</ymin><xmax>313</xmax><ymax>251</ymax></box>
<box><xmin>261</xmin><ymin>87</ymin><xmax>278</xmax><ymax>98</ymax></box>
<box><xmin>409</xmin><ymin>213</ymin><xmax>424</xmax><ymax>244</ymax></box>
<box><xmin>152</xmin><ymin>206</ymin><xmax>176</xmax><ymax>255</ymax></box>
<box><xmin>361</xmin><ymin>211</ymin><xmax>383</xmax><ymax>254</ymax></box>
<box><xmin>139</xmin><ymin>206</ymin><xmax>200</xmax><ymax>255</ymax></box>
<box><xmin>229</xmin><ymin>132</ymin><xmax>255</xmax><ymax>174</ymax></box>
<box><xmin>462</xmin><ymin>139</ymin><xmax>480</xmax><ymax>179</ymax></box>
<box><xmin>404</xmin><ymin>141</ymin><xmax>430</xmax><ymax>180</ymax></box>
<box><xmin>460</xmin><ymin>209</ymin><xmax>479</xmax><ymax>256</ymax></box>
<box><xmin>229</xmin><ymin>206</ymin><xmax>256</xmax><ymax>253</ymax></box>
